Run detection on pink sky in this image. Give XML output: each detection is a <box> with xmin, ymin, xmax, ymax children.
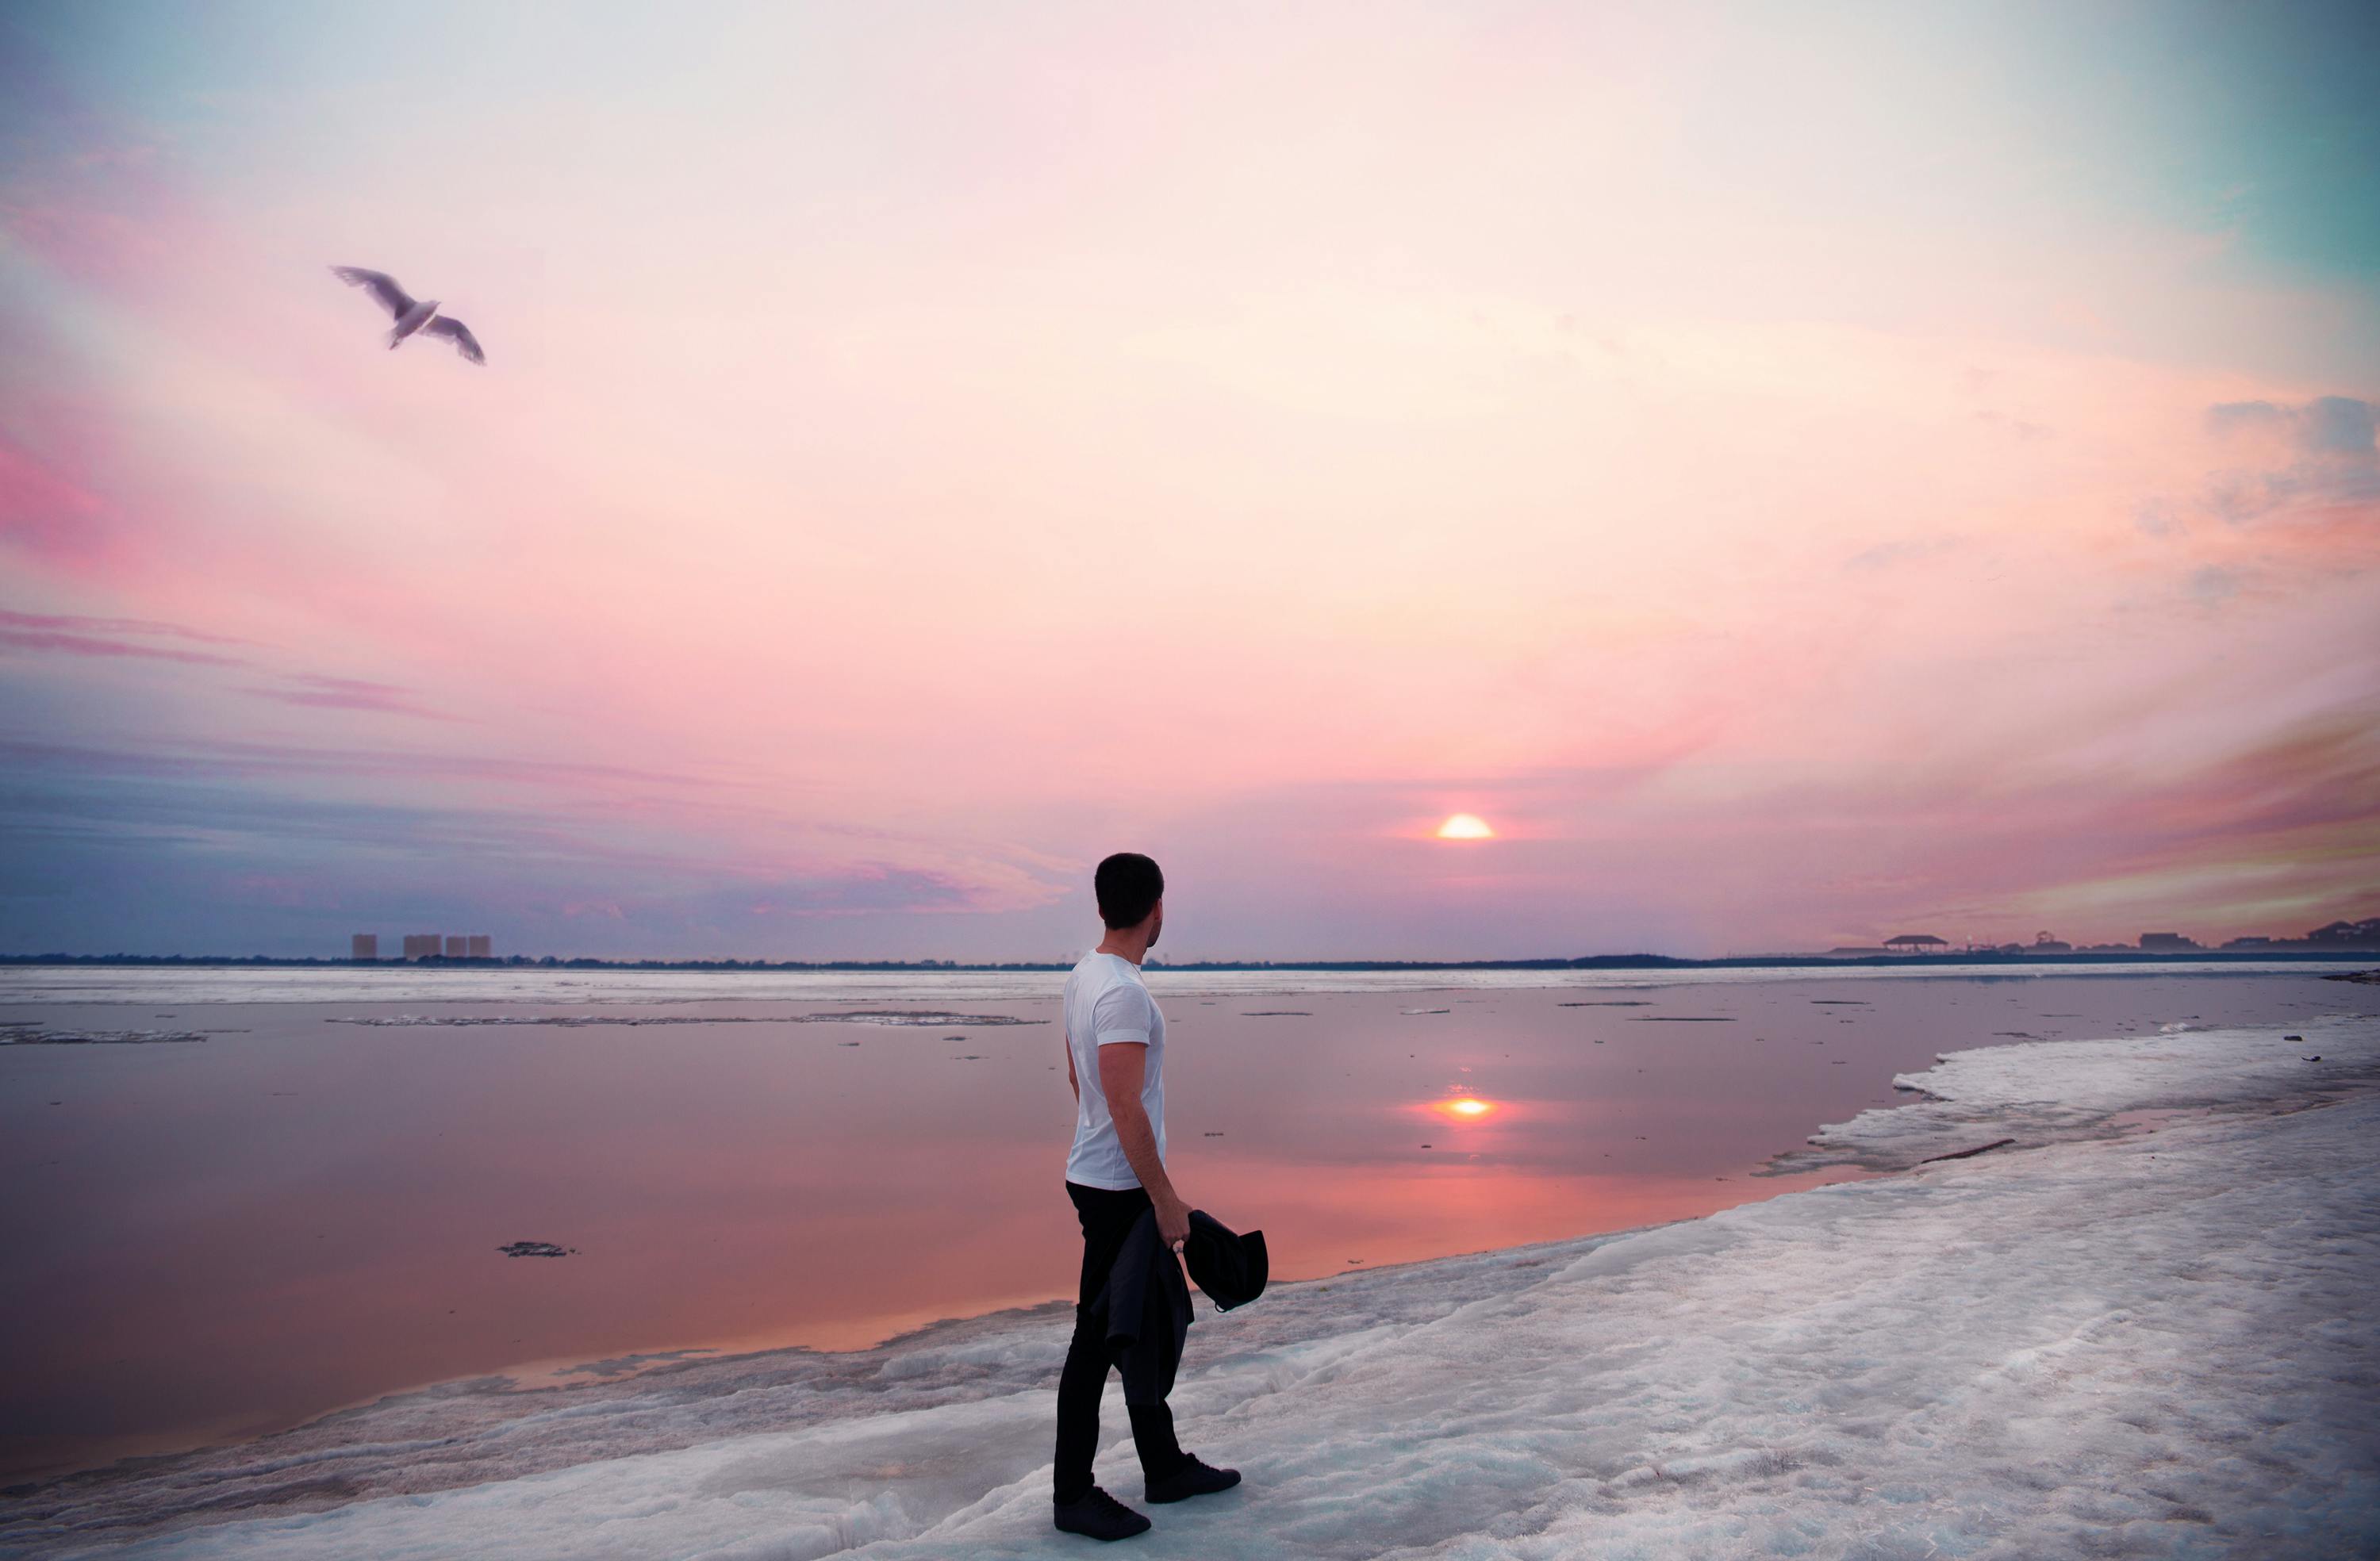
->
<box><xmin>2</xmin><ymin>2</ymin><xmax>2374</xmax><ymax>958</ymax></box>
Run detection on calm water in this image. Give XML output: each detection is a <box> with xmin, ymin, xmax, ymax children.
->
<box><xmin>1</xmin><ymin>965</ymin><xmax>2365</xmax><ymax>1483</ymax></box>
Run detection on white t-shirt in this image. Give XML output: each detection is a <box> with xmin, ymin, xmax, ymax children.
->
<box><xmin>1063</xmin><ymin>951</ymin><xmax>1167</xmax><ymax>1190</ymax></box>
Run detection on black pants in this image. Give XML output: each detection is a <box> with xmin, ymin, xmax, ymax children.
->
<box><xmin>1054</xmin><ymin>1180</ymin><xmax>1185</xmax><ymax>1503</ymax></box>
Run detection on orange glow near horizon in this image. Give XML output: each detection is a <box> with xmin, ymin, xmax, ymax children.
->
<box><xmin>1431</xmin><ymin>1095</ymin><xmax>1500</xmax><ymax>1121</ymax></box>
<box><xmin>1436</xmin><ymin>814</ymin><xmax>1495</xmax><ymax>841</ymax></box>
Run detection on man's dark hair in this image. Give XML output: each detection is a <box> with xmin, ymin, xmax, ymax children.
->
<box><xmin>1095</xmin><ymin>852</ymin><xmax>1165</xmax><ymax>930</ymax></box>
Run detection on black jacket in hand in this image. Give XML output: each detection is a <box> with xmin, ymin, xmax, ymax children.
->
<box><xmin>1092</xmin><ymin>1207</ymin><xmax>1268</xmax><ymax>1406</ymax></box>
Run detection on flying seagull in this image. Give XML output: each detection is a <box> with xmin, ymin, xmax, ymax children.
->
<box><xmin>330</xmin><ymin>267</ymin><xmax>486</xmax><ymax>364</ymax></box>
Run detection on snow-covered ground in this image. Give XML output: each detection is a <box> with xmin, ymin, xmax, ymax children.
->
<box><xmin>7</xmin><ymin>1014</ymin><xmax>2374</xmax><ymax>1559</ymax></box>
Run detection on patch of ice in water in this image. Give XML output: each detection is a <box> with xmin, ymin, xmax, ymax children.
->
<box><xmin>322</xmin><ymin>1011</ymin><xmax>1045</xmax><ymax>1028</ymax></box>
<box><xmin>8</xmin><ymin>1017</ymin><xmax>2375</xmax><ymax>1559</ymax></box>
<box><xmin>0</xmin><ymin>1023</ymin><xmax>207</xmax><ymax>1045</ymax></box>
<box><xmin>1767</xmin><ymin>1014</ymin><xmax>2380</xmax><ymax>1172</ymax></box>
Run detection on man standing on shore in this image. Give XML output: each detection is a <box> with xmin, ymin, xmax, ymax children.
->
<box><xmin>1052</xmin><ymin>852</ymin><xmax>1241</xmax><ymax>1540</ymax></box>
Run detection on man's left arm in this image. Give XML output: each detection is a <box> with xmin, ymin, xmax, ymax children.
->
<box><xmin>1065</xmin><ymin>1028</ymin><xmax>1078</xmax><ymax>1103</ymax></box>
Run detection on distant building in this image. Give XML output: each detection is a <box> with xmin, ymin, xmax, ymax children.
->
<box><xmin>2212</xmin><ymin>918</ymin><xmax>2378</xmax><ymax>951</ymax></box>
<box><xmin>1883</xmin><ymin>934</ymin><xmax>1948</xmax><ymax>953</ymax></box>
<box><xmin>2306</xmin><ymin>918</ymin><xmax>2380</xmax><ymax>948</ymax></box>
<box><xmin>402</xmin><ymin>934</ymin><xmax>443</xmax><ymax>960</ymax></box>
<box><xmin>2138</xmin><ymin>932</ymin><xmax>2199</xmax><ymax>951</ymax></box>
<box><xmin>466</xmin><ymin>934</ymin><xmax>492</xmax><ymax>959</ymax></box>
<box><xmin>444</xmin><ymin>935</ymin><xmax>468</xmax><ymax>957</ymax></box>
<box><xmin>351</xmin><ymin>933</ymin><xmax>378</xmax><ymax>961</ymax></box>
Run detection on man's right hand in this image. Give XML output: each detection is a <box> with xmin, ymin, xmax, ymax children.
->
<box><xmin>1154</xmin><ymin>1194</ymin><xmax>1191</xmax><ymax>1252</ymax></box>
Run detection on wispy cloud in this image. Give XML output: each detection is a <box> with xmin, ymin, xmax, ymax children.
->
<box><xmin>0</xmin><ymin>608</ymin><xmax>251</xmax><ymax>646</ymax></box>
<box><xmin>241</xmin><ymin>674</ymin><xmax>459</xmax><ymax>722</ymax></box>
<box><xmin>0</xmin><ymin>612</ymin><xmax>463</xmax><ymax>720</ymax></box>
<box><xmin>0</xmin><ymin>608</ymin><xmax>248</xmax><ymax>665</ymax></box>
<box><xmin>2206</xmin><ymin>395</ymin><xmax>2377</xmax><ymax>454</ymax></box>
<box><xmin>2199</xmin><ymin>394</ymin><xmax>2380</xmax><ymax>531</ymax></box>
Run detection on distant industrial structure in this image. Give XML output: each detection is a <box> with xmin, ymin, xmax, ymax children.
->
<box><xmin>1820</xmin><ymin>915</ymin><xmax>2379</xmax><ymax>958</ymax></box>
<box><xmin>1951</xmin><ymin>932</ymin><xmax>2080</xmax><ymax>955</ymax></box>
<box><xmin>2225</xmin><ymin>917</ymin><xmax>2380</xmax><ymax>951</ymax></box>
<box><xmin>358</xmin><ymin>932</ymin><xmax>495</xmax><ymax>961</ymax></box>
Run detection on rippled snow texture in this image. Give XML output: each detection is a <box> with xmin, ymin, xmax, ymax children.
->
<box><xmin>6</xmin><ymin>1017</ymin><xmax>2374</xmax><ymax>1559</ymax></box>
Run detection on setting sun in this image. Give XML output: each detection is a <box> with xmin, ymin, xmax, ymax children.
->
<box><xmin>1430</xmin><ymin>1096</ymin><xmax>1501</xmax><ymax>1121</ymax></box>
<box><xmin>1436</xmin><ymin>814</ymin><xmax>1495</xmax><ymax>841</ymax></box>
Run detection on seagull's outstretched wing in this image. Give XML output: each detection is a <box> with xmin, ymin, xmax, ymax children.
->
<box><xmin>424</xmin><ymin>316</ymin><xmax>486</xmax><ymax>365</ymax></box>
<box><xmin>330</xmin><ymin>267</ymin><xmax>414</xmax><ymax>318</ymax></box>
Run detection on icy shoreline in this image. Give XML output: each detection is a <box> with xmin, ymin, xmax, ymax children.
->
<box><xmin>6</xmin><ymin>1016</ymin><xmax>2376</xmax><ymax>1559</ymax></box>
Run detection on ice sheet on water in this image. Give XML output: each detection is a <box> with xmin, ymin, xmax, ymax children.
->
<box><xmin>1765</xmin><ymin>1014</ymin><xmax>2380</xmax><ymax>1172</ymax></box>
<box><xmin>0</xmin><ymin>1023</ymin><xmax>208</xmax><ymax>1045</ymax></box>
<box><xmin>7</xmin><ymin>1015</ymin><xmax>2375</xmax><ymax>1559</ymax></box>
<box><xmin>321</xmin><ymin>1011</ymin><xmax>1045</xmax><ymax>1028</ymax></box>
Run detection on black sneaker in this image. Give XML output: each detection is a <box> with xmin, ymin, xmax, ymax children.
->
<box><xmin>1145</xmin><ymin>1455</ymin><xmax>1242</xmax><ymax>1504</ymax></box>
<box><xmin>1054</xmin><ymin>1486</ymin><xmax>1153</xmax><ymax>1541</ymax></box>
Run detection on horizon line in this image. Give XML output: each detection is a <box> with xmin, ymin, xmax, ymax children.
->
<box><xmin>5</xmin><ymin>949</ymin><xmax>2375</xmax><ymax>972</ymax></box>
